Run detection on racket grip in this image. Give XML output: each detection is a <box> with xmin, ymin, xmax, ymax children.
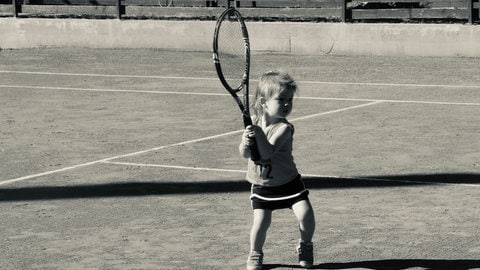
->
<box><xmin>242</xmin><ymin>113</ymin><xmax>261</xmax><ymax>162</ymax></box>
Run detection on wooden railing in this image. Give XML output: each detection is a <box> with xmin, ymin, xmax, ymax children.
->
<box><xmin>1</xmin><ymin>0</ymin><xmax>479</xmax><ymax>24</ymax></box>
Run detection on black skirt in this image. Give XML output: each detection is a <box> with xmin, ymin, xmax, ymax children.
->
<box><xmin>250</xmin><ymin>174</ymin><xmax>310</xmax><ymax>210</ymax></box>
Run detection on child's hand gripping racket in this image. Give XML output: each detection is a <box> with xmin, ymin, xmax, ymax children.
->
<box><xmin>213</xmin><ymin>7</ymin><xmax>260</xmax><ymax>162</ymax></box>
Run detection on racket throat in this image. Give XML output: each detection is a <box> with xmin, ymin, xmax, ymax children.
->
<box><xmin>242</xmin><ymin>111</ymin><xmax>252</xmax><ymax>126</ymax></box>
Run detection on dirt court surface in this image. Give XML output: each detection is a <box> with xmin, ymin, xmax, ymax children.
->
<box><xmin>0</xmin><ymin>48</ymin><xmax>479</xmax><ymax>269</ymax></box>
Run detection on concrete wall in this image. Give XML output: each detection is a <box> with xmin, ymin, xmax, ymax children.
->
<box><xmin>1</xmin><ymin>18</ymin><xmax>480</xmax><ymax>57</ymax></box>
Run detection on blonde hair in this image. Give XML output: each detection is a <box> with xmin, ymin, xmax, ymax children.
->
<box><xmin>252</xmin><ymin>70</ymin><xmax>298</xmax><ymax>117</ymax></box>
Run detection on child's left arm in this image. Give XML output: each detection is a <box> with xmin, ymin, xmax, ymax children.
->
<box><xmin>250</xmin><ymin>124</ymin><xmax>292</xmax><ymax>160</ymax></box>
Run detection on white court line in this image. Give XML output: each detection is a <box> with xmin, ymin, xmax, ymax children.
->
<box><xmin>293</xmin><ymin>101</ymin><xmax>381</xmax><ymax>121</ymax></box>
<box><xmin>2</xmin><ymin>84</ymin><xmax>480</xmax><ymax>106</ymax></box>
<box><xmin>0</xmin><ymin>102</ymin><xmax>378</xmax><ymax>186</ymax></box>
<box><xmin>102</xmin><ymin>161</ymin><xmax>480</xmax><ymax>187</ymax></box>
<box><xmin>0</xmin><ymin>130</ymin><xmax>240</xmax><ymax>186</ymax></box>
<box><xmin>2</xmin><ymin>70</ymin><xmax>480</xmax><ymax>89</ymax></box>
<box><xmin>304</xmin><ymin>97</ymin><xmax>480</xmax><ymax>106</ymax></box>
<box><xmin>301</xmin><ymin>79</ymin><xmax>480</xmax><ymax>89</ymax></box>
<box><xmin>102</xmin><ymin>161</ymin><xmax>247</xmax><ymax>174</ymax></box>
<box><xmin>0</xmin><ymin>84</ymin><xmax>229</xmax><ymax>97</ymax></box>
<box><xmin>0</xmin><ymin>70</ymin><xmax>216</xmax><ymax>81</ymax></box>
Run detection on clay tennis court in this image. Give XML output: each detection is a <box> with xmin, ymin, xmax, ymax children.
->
<box><xmin>1</xmin><ymin>48</ymin><xmax>479</xmax><ymax>269</ymax></box>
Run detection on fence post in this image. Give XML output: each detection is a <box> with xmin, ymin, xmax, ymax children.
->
<box><xmin>227</xmin><ymin>0</ymin><xmax>239</xmax><ymax>8</ymax></box>
<box><xmin>468</xmin><ymin>0</ymin><xmax>473</xmax><ymax>24</ymax></box>
<box><xmin>341</xmin><ymin>0</ymin><xmax>351</xmax><ymax>22</ymax></box>
<box><xmin>474</xmin><ymin>0</ymin><xmax>479</xmax><ymax>24</ymax></box>
<box><xmin>116</xmin><ymin>0</ymin><xmax>122</xmax><ymax>19</ymax></box>
<box><xmin>12</xmin><ymin>0</ymin><xmax>18</xmax><ymax>17</ymax></box>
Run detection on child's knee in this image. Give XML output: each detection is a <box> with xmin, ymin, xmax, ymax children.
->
<box><xmin>252</xmin><ymin>210</ymin><xmax>272</xmax><ymax>228</ymax></box>
<box><xmin>293</xmin><ymin>200</ymin><xmax>314</xmax><ymax>218</ymax></box>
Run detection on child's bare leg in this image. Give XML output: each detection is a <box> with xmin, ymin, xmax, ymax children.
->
<box><xmin>292</xmin><ymin>200</ymin><xmax>315</xmax><ymax>242</ymax></box>
<box><xmin>292</xmin><ymin>199</ymin><xmax>316</xmax><ymax>267</ymax></box>
<box><xmin>250</xmin><ymin>209</ymin><xmax>272</xmax><ymax>251</ymax></box>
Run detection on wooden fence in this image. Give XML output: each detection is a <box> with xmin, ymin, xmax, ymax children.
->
<box><xmin>0</xmin><ymin>0</ymin><xmax>479</xmax><ymax>24</ymax></box>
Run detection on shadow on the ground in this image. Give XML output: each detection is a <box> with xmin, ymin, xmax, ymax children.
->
<box><xmin>0</xmin><ymin>173</ymin><xmax>478</xmax><ymax>202</ymax></box>
<box><xmin>264</xmin><ymin>258</ymin><xmax>480</xmax><ymax>269</ymax></box>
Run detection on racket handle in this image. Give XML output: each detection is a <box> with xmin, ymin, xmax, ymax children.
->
<box><xmin>243</xmin><ymin>113</ymin><xmax>261</xmax><ymax>162</ymax></box>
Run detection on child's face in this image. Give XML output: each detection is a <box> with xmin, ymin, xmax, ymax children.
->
<box><xmin>264</xmin><ymin>90</ymin><xmax>294</xmax><ymax>119</ymax></box>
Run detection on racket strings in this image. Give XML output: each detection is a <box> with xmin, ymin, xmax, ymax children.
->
<box><xmin>217</xmin><ymin>14</ymin><xmax>247</xmax><ymax>91</ymax></box>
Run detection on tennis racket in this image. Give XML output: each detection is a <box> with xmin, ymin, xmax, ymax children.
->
<box><xmin>213</xmin><ymin>7</ymin><xmax>260</xmax><ymax>162</ymax></box>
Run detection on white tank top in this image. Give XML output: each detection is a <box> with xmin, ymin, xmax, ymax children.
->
<box><xmin>246</xmin><ymin>118</ymin><xmax>299</xmax><ymax>186</ymax></box>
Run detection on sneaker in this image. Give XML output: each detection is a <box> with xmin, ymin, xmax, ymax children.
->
<box><xmin>246</xmin><ymin>250</ymin><xmax>263</xmax><ymax>270</ymax></box>
<box><xmin>296</xmin><ymin>240</ymin><xmax>313</xmax><ymax>268</ymax></box>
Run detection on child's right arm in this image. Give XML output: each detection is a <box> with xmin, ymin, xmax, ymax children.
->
<box><xmin>239</xmin><ymin>128</ymin><xmax>254</xmax><ymax>159</ymax></box>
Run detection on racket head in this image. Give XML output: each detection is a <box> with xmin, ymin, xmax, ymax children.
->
<box><xmin>212</xmin><ymin>8</ymin><xmax>259</xmax><ymax>161</ymax></box>
<box><xmin>213</xmin><ymin>8</ymin><xmax>250</xmax><ymax>96</ymax></box>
